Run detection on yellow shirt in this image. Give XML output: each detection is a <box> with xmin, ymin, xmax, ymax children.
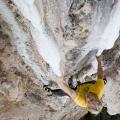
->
<box><xmin>74</xmin><ymin>79</ymin><xmax>105</xmax><ymax>108</ymax></box>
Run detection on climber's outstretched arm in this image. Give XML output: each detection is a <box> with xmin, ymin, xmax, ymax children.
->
<box><xmin>56</xmin><ymin>78</ymin><xmax>77</xmax><ymax>100</ymax></box>
<box><xmin>96</xmin><ymin>56</ymin><xmax>104</xmax><ymax>80</ymax></box>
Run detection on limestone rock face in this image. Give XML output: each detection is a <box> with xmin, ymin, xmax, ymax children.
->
<box><xmin>0</xmin><ymin>0</ymin><xmax>120</xmax><ymax>120</ymax></box>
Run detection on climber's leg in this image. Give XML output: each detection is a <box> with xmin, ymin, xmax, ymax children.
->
<box><xmin>51</xmin><ymin>89</ymin><xmax>69</xmax><ymax>96</ymax></box>
<box><xmin>43</xmin><ymin>85</ymin><xmax>68</xmax><ymax>96</ymax></box>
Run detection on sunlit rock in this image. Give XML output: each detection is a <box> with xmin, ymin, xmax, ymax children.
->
<box><xmin>0</xmin><ymin>0</ymin><xmax>120</xmax><ymax>119</ymax></box>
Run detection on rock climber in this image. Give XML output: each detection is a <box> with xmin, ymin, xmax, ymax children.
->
<box><xmin>44</xmin><ymin>55</ymin><xmax>106</xmax><ymax>115</ymax></box>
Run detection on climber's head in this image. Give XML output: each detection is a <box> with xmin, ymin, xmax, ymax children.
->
<box><xmin>85</xmin><ymin>92</ymin><xmax>103</xmax><ymax>115</ymax></box>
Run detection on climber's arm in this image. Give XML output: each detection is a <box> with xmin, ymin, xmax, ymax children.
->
<box><xmin>96</xmin><ymin>56</ymin><xmax>104</xmax><ymax>80</ymax></box>
<box><xmin>46</xmin><ymin>71</ymin><xmax>77</xmax><ymax>100</ymax></box>
<box><xmin>56</xmin><ymin>78</ymin><xmax>77</xmax><ymax>100</ymax></box>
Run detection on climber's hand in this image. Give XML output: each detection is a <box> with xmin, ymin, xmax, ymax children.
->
<box><xmin>112</xmin><ymin>0</ymin><xmax>116</xmax><ymax>6</ymax></box>
<box><xmin>96</xmin><ymin>55</ymin><xmax>102</xmax><ymax>62</ymax></box>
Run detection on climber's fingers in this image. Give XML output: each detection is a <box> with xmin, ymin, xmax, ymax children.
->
<box><xmin>112</xmin><ymin>0</ymin><xmax>115</xmax><ymax>4</ymax></box>
<box><xmin>111</xmin><ymin>0</ymin><xmax>116</xmax><ymax>8</ymax></box>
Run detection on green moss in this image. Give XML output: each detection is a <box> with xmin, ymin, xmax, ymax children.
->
<box><xmin>80</xmin><ymin>108</ymin><xmax>120</xmax><ymax>120</ymax></box>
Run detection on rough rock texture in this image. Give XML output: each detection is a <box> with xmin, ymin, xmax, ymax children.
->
<box><xmin>0</xmin><ymin>0</ymin><xmax>120</xmax><ymax>120</ymax></box>
<box><xmin>0</xmin><ymin>14</ymin><xmax>86</xmax><ymax>120</ymax></box>
<box><xmin>103</xmin><ymin>38</ymin><xmax>120</xmax><ymax>115</ymax></box>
